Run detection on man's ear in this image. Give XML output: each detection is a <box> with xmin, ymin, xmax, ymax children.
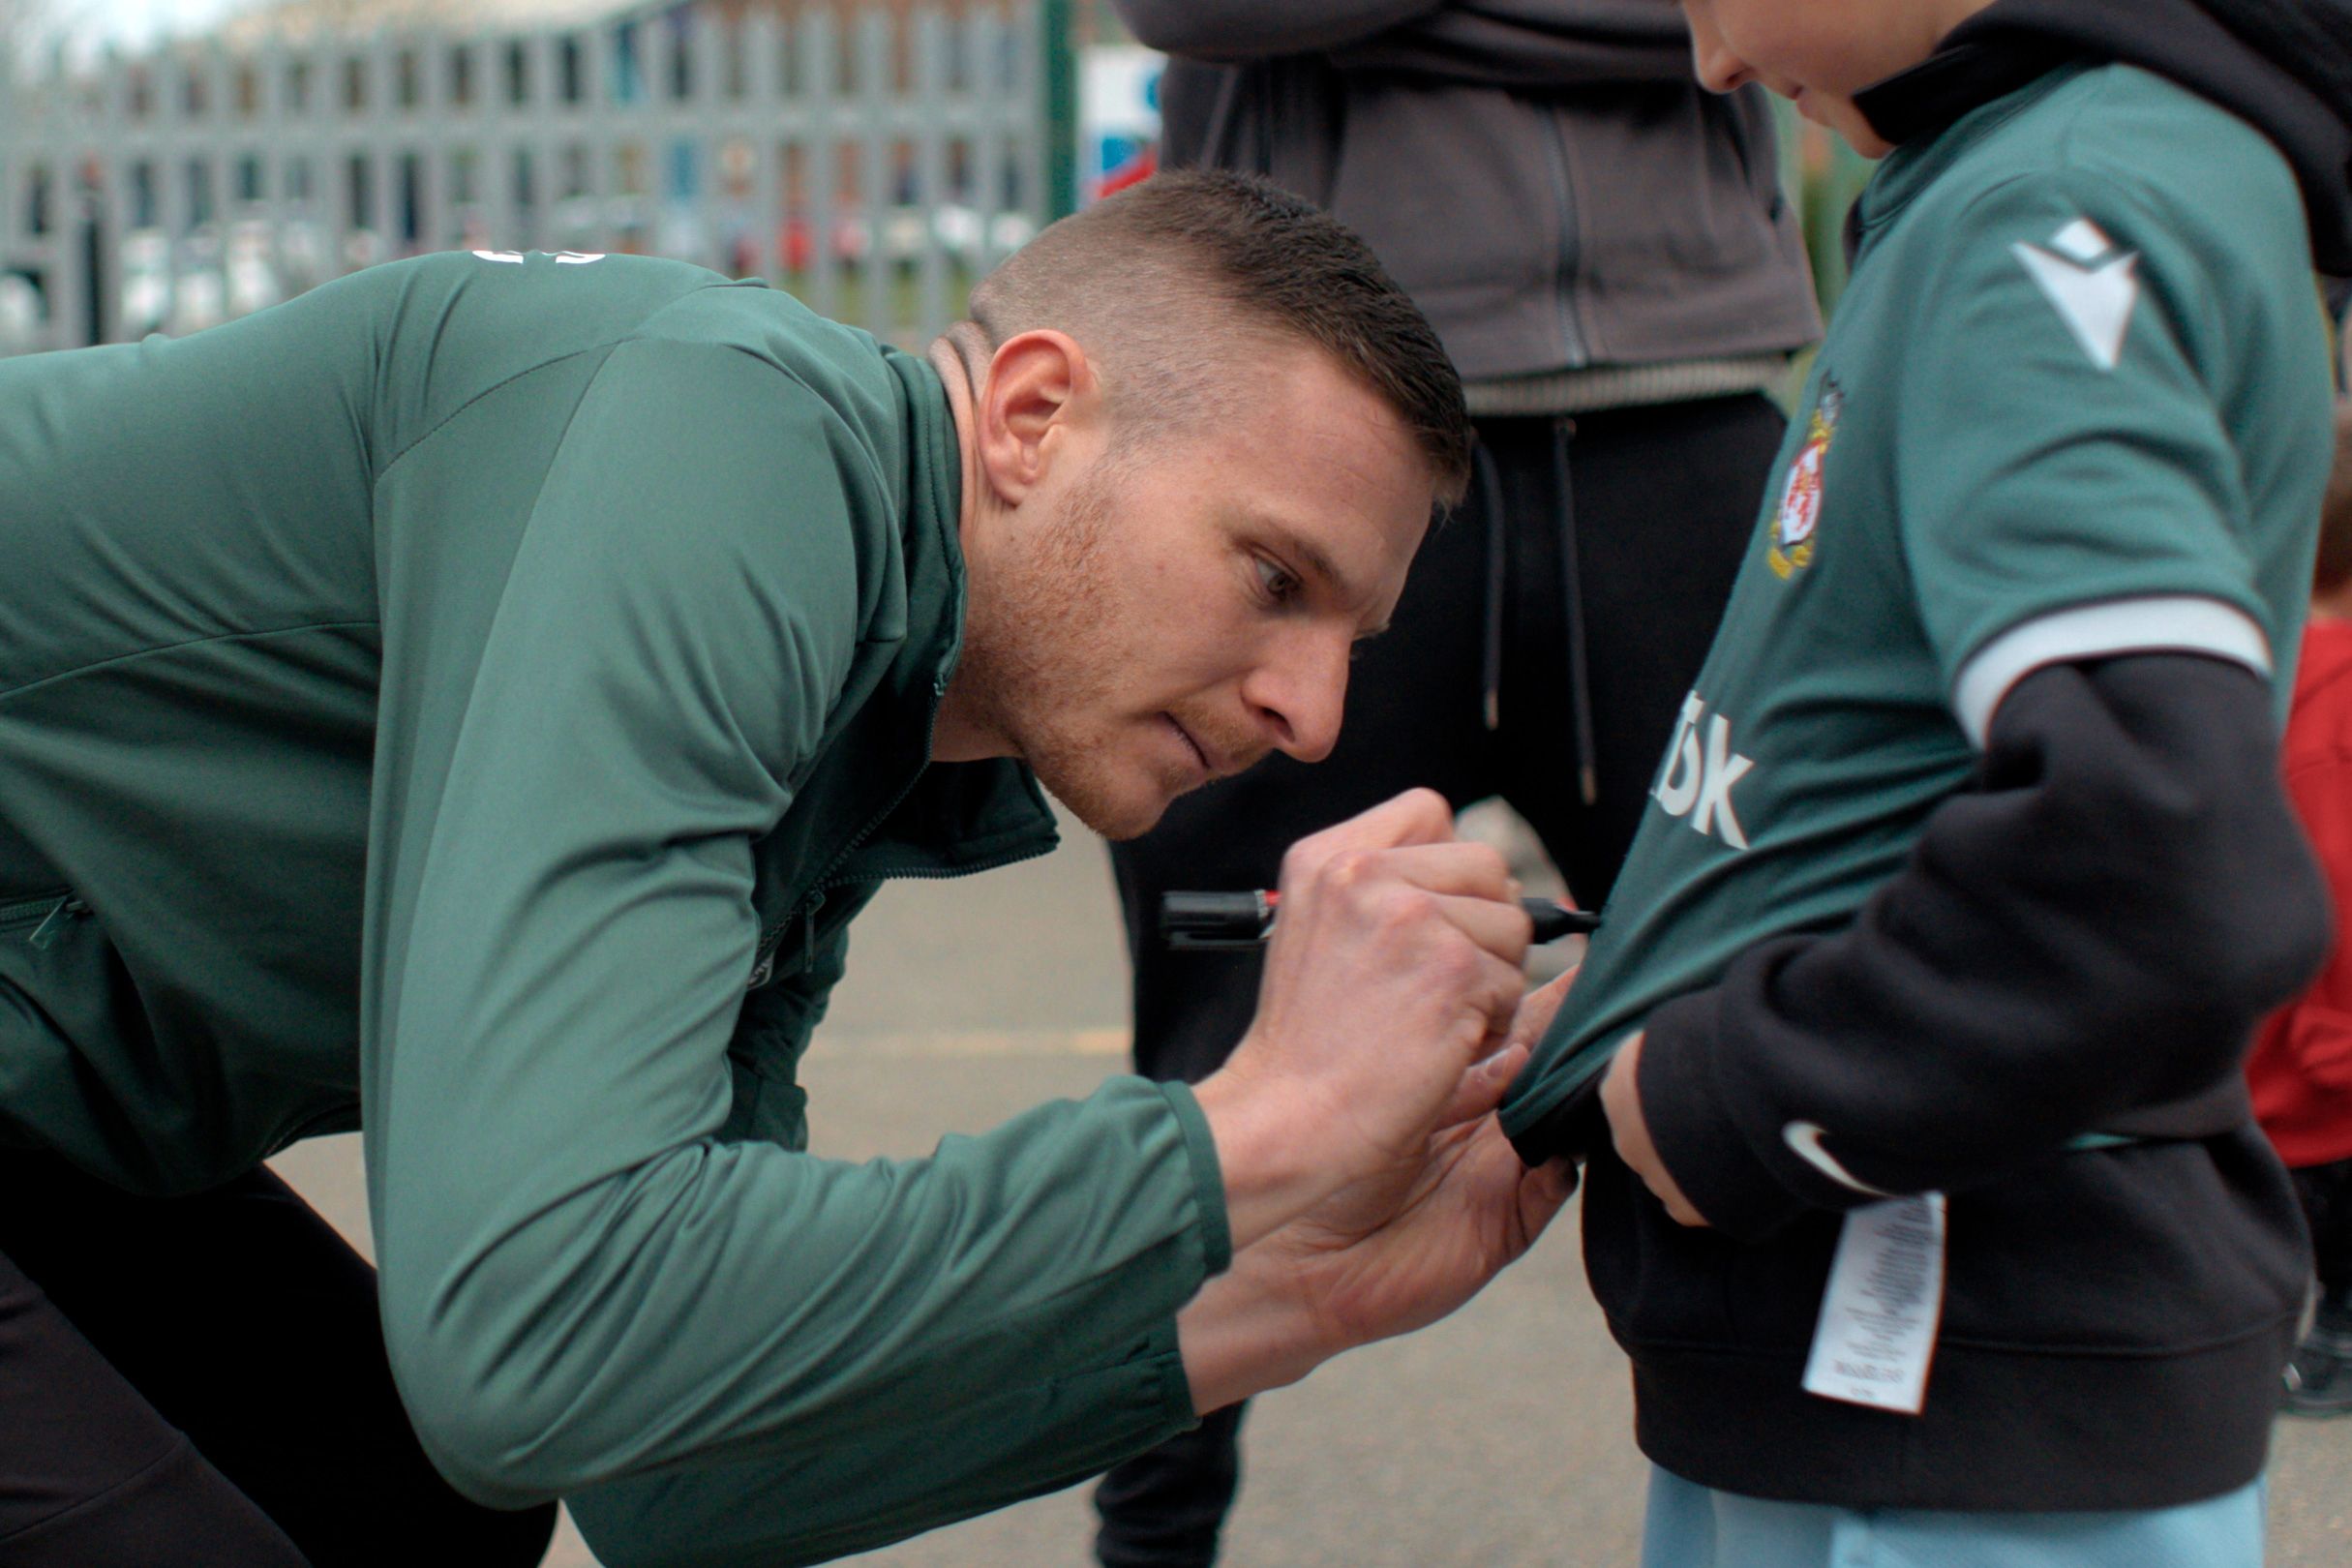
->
<box><xmin>976</xmin><ymin>329</ymin><xmax>1097</xmax><ymax>507</ymax></box>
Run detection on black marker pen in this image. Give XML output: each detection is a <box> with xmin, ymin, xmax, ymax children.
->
<box><xmin>1160</xmin><ymin>890</ymin><xmax>1598</xmax><ymax>950</ymax></box>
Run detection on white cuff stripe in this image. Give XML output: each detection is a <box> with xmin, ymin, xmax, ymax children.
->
<box><xmin>1951</xmin><ymin>596</ymin><xmax>2272</xmax><ymax>748</ymax></box>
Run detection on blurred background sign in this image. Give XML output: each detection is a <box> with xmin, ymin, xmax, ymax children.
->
<box><xmin>1077</xmin><ymin>39</ymin><xmax>1154</xmax><ymax>205</ymax></box>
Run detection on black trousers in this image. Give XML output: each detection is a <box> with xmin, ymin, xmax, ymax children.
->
<box><xmin>1095</xmin><ymin>396</ymin><xmax>1788</xmax><ymax>1568</ymax></box>
<box><xmin>0</xmin><ymin>1149</ymin><xmax>557</xmax><ymax>1567</ymax></box>
<box><xmin>2294</xmin><ymin>1156</ymin><xmax>2352</xmax><ymax>1311</ymax></box>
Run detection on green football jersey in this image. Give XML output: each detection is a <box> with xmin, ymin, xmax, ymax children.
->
<box><xmin>1504</xmin><ymin>63</ymin><xmax>2335</xmax><ymax>1138</ymax></box>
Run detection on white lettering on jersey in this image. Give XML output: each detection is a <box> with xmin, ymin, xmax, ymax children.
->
<box><xmin>1655</xmin><ymin>693</ymin><xmax>1705</xmax><ymax>817</ymax></box>
<box><xmin>2012</xmin><ymin>218</ymin><xmax>2139</xmax><ymax>372</ymax></box>
<box><xmin>1692</xmin><ymin>713</ymin><xmax>1754</xmax><ymax>845</ymax></box>
<box><xmin>1653</xmin><ymin>692</ymin><xmax>1755</xmax><ymax>850</ymax></box>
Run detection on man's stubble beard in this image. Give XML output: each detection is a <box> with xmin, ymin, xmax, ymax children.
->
<box><xmin>954</xmin><ymin>464</ymin><xmax>1175</xmax><ymax>840</ymax></box>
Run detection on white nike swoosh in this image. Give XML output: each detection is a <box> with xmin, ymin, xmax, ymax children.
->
<box><xmin>1782</xmin><ymin>1121</ymin><xmax>1899</xmax><ymax>1198</ymax></box>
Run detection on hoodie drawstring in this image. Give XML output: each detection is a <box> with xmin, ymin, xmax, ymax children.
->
<box><xmin>1476</xmin><ymin>421</ymin><xmax>1600</xmax><ymax>805</ymax></box>
<box><xmin>1551</xmin><ymin>417</ymin><xmax>1600</xmax><ymax>807</ymax></box>
<box><xmin>1474</xmin><ymin>437</ymin><xmax>1508</xmax><ymax>733</ymax></box>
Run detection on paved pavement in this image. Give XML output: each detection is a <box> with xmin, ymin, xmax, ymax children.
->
<box><xmin>271</xmin><ymin>804</ymin><xmax>2352</xmax><ymax>1567</ymax></box>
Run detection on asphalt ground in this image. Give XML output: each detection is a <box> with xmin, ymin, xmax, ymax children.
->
<box><xmin>269</xmin><ymin>803</ymin><xmax>2352</xmax><ymax>1567</ymax></box>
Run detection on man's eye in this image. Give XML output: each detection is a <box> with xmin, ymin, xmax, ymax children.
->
<box><xmin>1254</xmin><ymin>557</ymin><xmax>1302</xmax><ymax>604</ymax></box>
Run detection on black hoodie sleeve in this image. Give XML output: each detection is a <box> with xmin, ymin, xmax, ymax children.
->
<box><xmin>1634</xmin><ymin>650</ymin><xmax>2332</xmax><ymax>1242</ymax></box>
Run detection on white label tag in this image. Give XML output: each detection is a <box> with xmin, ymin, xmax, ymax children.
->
<box><xmin>1801</xmin><ymin>1192</ymin><xmax>1947</xmax><ymax>1415</ymax></box>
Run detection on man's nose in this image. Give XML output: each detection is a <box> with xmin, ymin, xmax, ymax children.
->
<box><xmin>1245</xmin><ymin>629</ymin><xmax>1351</xmax><ymax>766</ymax></box>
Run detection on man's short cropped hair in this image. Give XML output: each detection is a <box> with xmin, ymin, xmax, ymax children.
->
<box><xmin>964</xmin><ymin>170</ymin><xmax>1471</xmax><ymax>508</ymax></box>
<box><xmin>2321</xmin><ymin>399</ymin><xmax>2352</xmax><ymax>594</ymax></box>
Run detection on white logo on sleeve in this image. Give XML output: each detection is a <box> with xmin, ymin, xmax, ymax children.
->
<box><xmin>1784</xmin><ymin>1121</ymin><xmax>1899</xmax><ymax>1197</ymax></box>
<box><xmin>1653</xmin><ymin>692</ymin><xmax>1755</xmax><ymax>850</ymax></box>
<box><xmin>2011</xmin><ymin>218</ymin><xmax>2139</xmax><ymax>372</ymax></box>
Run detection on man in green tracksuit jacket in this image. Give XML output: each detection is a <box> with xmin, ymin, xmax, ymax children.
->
<box><xmin>0</xmin><ymin>174</ymin><xmax>1572</xmax><ymax>1568</ymax></box>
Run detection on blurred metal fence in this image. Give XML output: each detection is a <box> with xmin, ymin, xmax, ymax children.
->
<box><xmin>1770</xmin><ymin>96</ymin><xmax>1879</xmax><ymax>316</ymax></box>
<box><xmin>0</xmin><ymin>3</ymin><xmax>1046</xmax><ymax>355</ymax></box>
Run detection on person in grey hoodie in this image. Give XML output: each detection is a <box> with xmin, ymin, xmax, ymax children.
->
<box><xmin>1099</xmin><ymin>6</ymin><xmax>1822</xmax><ymax>1565</ymax></box>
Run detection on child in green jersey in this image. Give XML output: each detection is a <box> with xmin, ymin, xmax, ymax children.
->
<box><xmin>1500</xmin><ymin>3</ymin><xmax>2352</xmax><ymax>1565</ymax></box>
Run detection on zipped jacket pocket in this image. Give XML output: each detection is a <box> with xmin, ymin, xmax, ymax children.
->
<box><xmin>0</xmin><ymin>890</ymin><xmax>92</xmax><ymax>950</ymax></box>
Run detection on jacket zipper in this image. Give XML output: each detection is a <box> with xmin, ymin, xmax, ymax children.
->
<box><xmin>745</xmin><ymin>824</ymin><xmax>1053</xmax><ymax>993</ymax></box>
<box><xmin>744</xmin><ymin>671</ymin><xmax>1061</xmax><ymax>989</ymax></box>
<box><xmin>1</xmin><ymin>891</ymin><xmax>91</xmax><ymax>949</ymax></box>
<box><xmin>1538</xmin><ymin>107</ymin><xmax>1592</xmax><ymax>370</ymax></box>
<box><xmin>748</xmin><ymin>707</ymin><xmax>945</xmax><ymax>987</ymax></box>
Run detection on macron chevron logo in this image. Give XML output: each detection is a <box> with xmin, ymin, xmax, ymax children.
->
<box><xmin>2011</xmin><ymin>218</ymin><xmax>2139</xmax><ymax>372</ymax></box>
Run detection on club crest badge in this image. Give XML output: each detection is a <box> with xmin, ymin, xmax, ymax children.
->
<box><xmin>1769</xmin><ymin>378</ymin><xmax>1843</xmax><ymax>580</ymax></box>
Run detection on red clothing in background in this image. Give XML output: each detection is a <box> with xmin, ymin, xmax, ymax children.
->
<box><xmin>2251</xmin><ymin>615</ymin><xmax>2352</xmax><ymax>1168</ymax></box>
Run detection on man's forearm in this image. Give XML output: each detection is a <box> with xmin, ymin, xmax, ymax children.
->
<box><xmin>1174</xmin><ymin>1247</ymin><xmax>1327</xmax><ymax>1413</ymax></box>
<box><xmin>1191</xmin><ymin>1070</ymin><xmax>1342</xmax><ymax>1253</ymax></box>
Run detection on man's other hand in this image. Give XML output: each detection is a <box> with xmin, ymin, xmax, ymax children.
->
<box><xmin>1177</xmin><ymin>1040</ymin><xmax>1577</xmax><ymax>1411</ymax></box>
<box><xmin>1191</xmin><ymin>789</ymin><xmax>1533</xmax><ymax>1252</ymax></box>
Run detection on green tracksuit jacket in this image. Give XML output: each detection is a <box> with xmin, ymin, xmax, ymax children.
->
<box><xmin>0</xmin><ymin>251</ymin><xmax>1229</xmax><ymax>1567</ymax></box>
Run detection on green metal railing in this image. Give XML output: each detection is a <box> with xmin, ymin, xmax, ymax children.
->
<box><xmin>1041</xmin><ymin>0</ymin><xmax>1078</xmax><ymax>222</ymax></box>
<box><xmin>1773</xmin><ymin>97</ymin><xmax>1881</xmax><ymax>317</ymax></box>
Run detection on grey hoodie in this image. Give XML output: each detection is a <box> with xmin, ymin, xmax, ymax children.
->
<box><xmin>1112</xmin><ymin>1</ymin><xmax>1823</xmax><ymax>407</ymax></box>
